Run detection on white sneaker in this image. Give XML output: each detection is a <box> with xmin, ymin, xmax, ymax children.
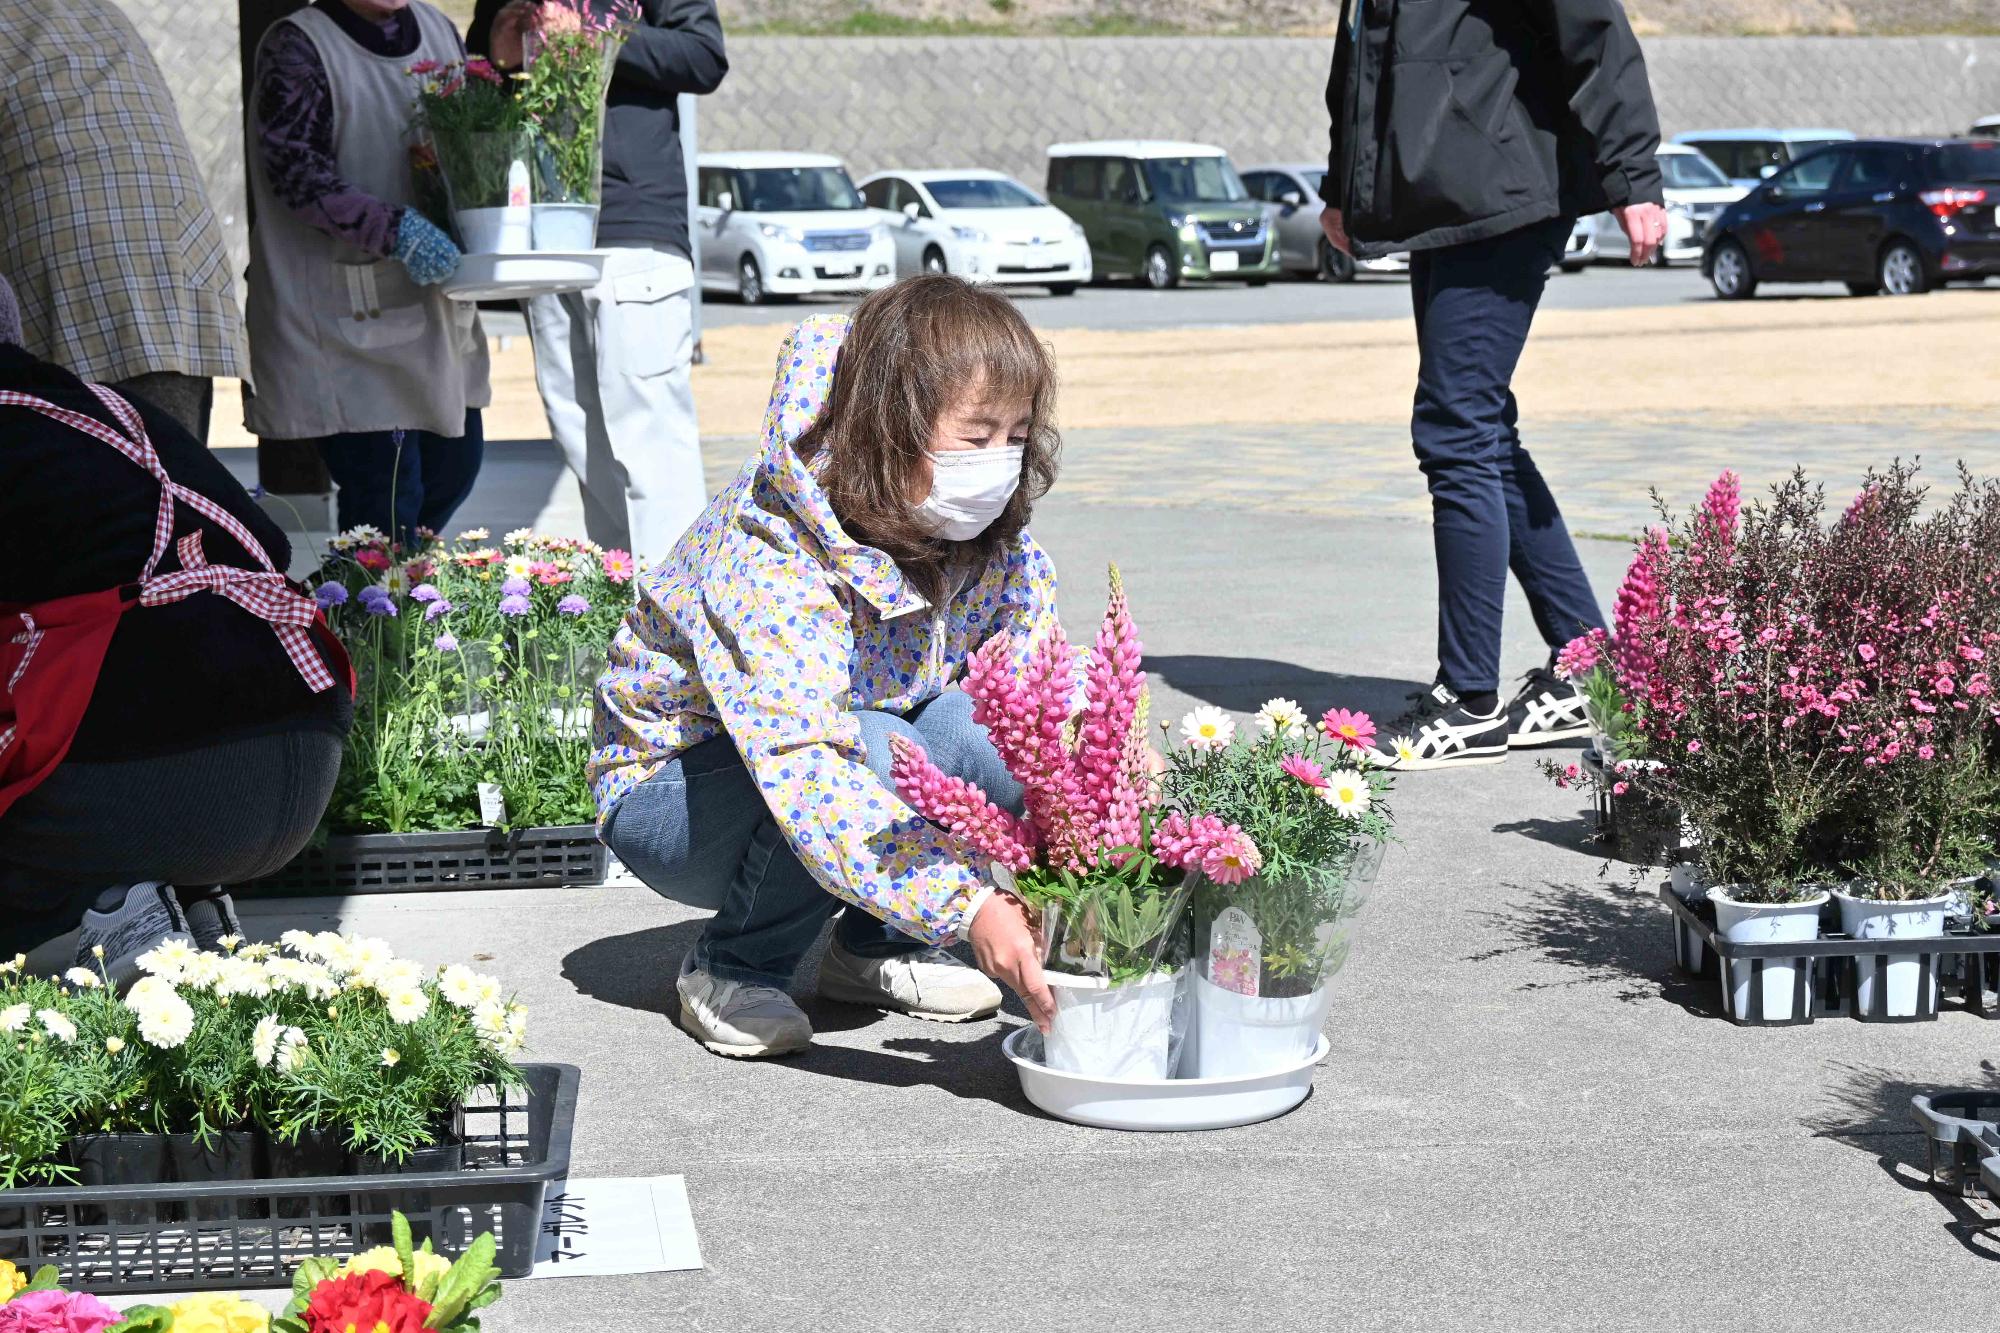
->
<box><xmin>816</xmin><ymin>938</ymin><xmax>1003</xmax><ymax>1023</ymax></box>
<box><xmin>676</xmin><ymin>955</ymin><xmax>813</xmax><ymax>1059</ymax></box>
<box><xmin>1364</xmin><ymin>682</ymin><xmax>1510</xmax><ymax>771</ymax></box>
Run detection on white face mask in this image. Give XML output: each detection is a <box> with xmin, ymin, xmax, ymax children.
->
<box><xmin>913</xmin><ymin>445</ymin><xmax>1025</xmax><ymax>542</ymax></box>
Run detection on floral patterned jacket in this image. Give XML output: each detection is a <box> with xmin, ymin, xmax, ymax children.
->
<box><xmin>590</xmin><ymin>314</ymin><xmax>1059</xmax><ymax>944</ymax></box>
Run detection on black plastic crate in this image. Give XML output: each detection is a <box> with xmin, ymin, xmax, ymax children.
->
<box><xmin>0</xmin><ymin>1064</ymin><xmax>577</xmax><ymax>1294</ymax></box>
<box><xmin>1581</xmin><ymin>747</ymin><xmax>1681</xmax><ymax>866</ymax></box>
<box><xmin>1661</xmin><ymin>885</ymin><xmax>2000</xmax><ymax>1026</ymax></box>
<box><xmin>1910</xmin><ymin>1091</ymin><xmax>2000</xmax><ymax>1199</ymax></box>
<box><xmin>243</xmin><ymin>826</ymin><xmax>607</xmax><ymax>895</ymax></box>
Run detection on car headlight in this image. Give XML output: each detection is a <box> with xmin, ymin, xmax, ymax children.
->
<box><xmin>951</xmin><ymin>225</ymin><xmax>988</xmax><ymax>243</ymax></box>
<box><xmin>1666</xmin><ymin>201</ymin><xmax>1692</xmax><ymax>217</ymax></box>
<box><xmin>758</xmin><ymin>223</ymin><xmax>802</xmax><ymax>244</ymax></box>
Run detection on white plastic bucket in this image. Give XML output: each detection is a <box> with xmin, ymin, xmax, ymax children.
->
<box><xmin>1191</xmin><ymin>971</ymin><xmax>1332</xmax><ymax>1078</ymax></box>
<box><xmin>1043</xmin><ymin>969</ymin><xmax>1180</xmax><ymax>1081</ymax></box>
<box><xmin>1710</xmin><ymin>886</ymin><xmax>1828</xmax><ymax>1022</ymax></box>
<box><xmin>1003</xmin><ymin>1026</ymin><xmax>1324</xmax><ymax>1131</ymax></box>
<box><xmin>532</xmin><ymin>203</ymin><xmax>600</xmax><ymax>252</ymax></box>
<box><xmin>1834</xmin><ymin>887</ymin><xmax>1951</xmax><ymax>1018</ymax></box>
<box><xmin>454</xmin><ymin>206</ymin><xmax>531</xmax><ymax>256</ymax></box>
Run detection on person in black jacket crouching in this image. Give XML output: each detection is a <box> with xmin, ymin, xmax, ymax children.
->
<box><xmin>0</xmin><ymin>276</ymin><xmax>352</xmax><ymax>985</ymax></box>
<box><xmin>1321</xmin><ymin>0</ymin><xmax>1668</xmax><ymax>770</ymax></box>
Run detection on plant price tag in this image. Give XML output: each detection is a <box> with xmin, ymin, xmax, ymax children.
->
<box><xmin>1208</xmin><ymin>905</ymin><xmax>1262</xmax><ymax>997</ymax></box>
<box><xmin>478</xmin><ymin>782</ymin><xmax>507</xmax><ymax>826</ymax></box>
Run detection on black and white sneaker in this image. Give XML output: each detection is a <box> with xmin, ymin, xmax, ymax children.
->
<box><xmin>1365</xmin><ymin>682</ymin><xmax>1509</xmax><ymax>771</ymax></box>
<box><xmin>1505</xmin><ymin>664</ymin><xmax>1592</xmax><ymax>748</ymax></box>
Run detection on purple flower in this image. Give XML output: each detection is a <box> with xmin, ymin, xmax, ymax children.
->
<box><xmin>557</xmin><ymin>594</ymin><xmax>590</xmax><ymax>616</ymax></box>
<box><xmin>501</xmin><ymin>576</ymin><xmax>531</xmax><ymax>597</ymax></box>
<box><xmin>314</xmin><ymin>583</ymin><xmax>348</xmax><ymax>608</ymax></box>
<box><xmin>423</xmin><ymin>598</ymin><xmax>453</xmax><ymax>622</ymax></box>
<box><xmin>434</xmin><ymin>633</ymin><xmax>459</xmax><ymax>653</ymax></box>
<box><xmin>362</xmin><ymin>595</ymin><xmax>399</xmax><ymax>618</ymax></box>
<box><xmin>357</xmin><ymin>584</ymin><xmax>390</xmax><ymax>605</ymax></box>
<box><xmin>411</xmin><ymin>582</ymin><xmax>443</xmax><ymax>604</ymax></box>
<box><xmin>498</xmin><ymin>593</ymin><xmax>531</xmax><ymax>617</ymax></box>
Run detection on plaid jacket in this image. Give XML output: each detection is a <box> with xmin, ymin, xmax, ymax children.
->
<box><xmin>0</xmin><ymin>0</ymin><xmax>246</xmax><ymax>383</ymax></box>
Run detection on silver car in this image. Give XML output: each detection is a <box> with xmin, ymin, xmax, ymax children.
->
<box><xmin>1240</xmin><ymin>163</ymin><xmax>1410</xmax><ymax>281</ymax></box>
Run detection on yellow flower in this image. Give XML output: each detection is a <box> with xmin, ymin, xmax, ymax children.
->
<box><xmin>167</xmin><ymin>1292</ymin><xmax>272</xmax><ymax>1333</ymax></box>
<box><xmin>343</xmin><ymin>1244</ymin><xmax>451</xmax><ymax>1289</ymax></box>
<box><xmin>1</xmin><ymin>1257</ymin><xmax>25</xmax><ymax>1296</ymax></box>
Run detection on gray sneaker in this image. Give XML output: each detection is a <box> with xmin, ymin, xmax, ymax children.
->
<box><xmin>176</xmin><ymin>885</ymin><xmax>245</xmax><ymax>953</ymax></box>
<box><xmin>676</xmin><ymin>954</ymin><xmax>813</xmax><ymax>1059</ymax></box>
<box><xmin>75</xmin><ymin>882</ymin><xmax>193</xmax><ymax>991</ymax></box>
<box><xmin>816</xmin><ymin>938</ymin><xmax>1003</xmax><ymax>1022</ymax></box>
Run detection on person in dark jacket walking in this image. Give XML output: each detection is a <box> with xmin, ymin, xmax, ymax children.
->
<box><xmin>469</xmin><ymin>0</ymin><xmax>726</xmax><ymax>564</ymax></box>
<box><xmin>1322</xmin><ymin>0</ymin><xmax>1668</xmax><ymax>770</ymax></box>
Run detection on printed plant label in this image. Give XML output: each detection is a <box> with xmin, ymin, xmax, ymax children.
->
<box><xmin>478</xmin><ymin>782</ymin><xmax>507</xmax><ymax>826</ymax></box>
<box><xmin>1209</xmin><ymin>905</ymin><xmax>1262</xmax><ymax>997</ymax></box>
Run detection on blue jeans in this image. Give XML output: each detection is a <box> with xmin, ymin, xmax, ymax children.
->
<box><xmin>602</xmin><ymin>690</ymin><xmax>1023</xmax><ymax>988</ymax></box>
<box><xmin>1408</xmin><ymin>218</ymin><xmax>1605</xmax><ymax>695</ymax></box>
<box><xmin>317</xmin><ymin>409</ymin><xmax>485</xmax><ymax>544</ymax></box>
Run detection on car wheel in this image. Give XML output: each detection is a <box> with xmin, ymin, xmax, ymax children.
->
<box><xmin>737</xmin><ymin>255</ymin><xmax>766</xmax><ymax>306</ymax></box>
<box><xmin>1047</xmin><ymin>283</ymin><xmax>1078</xmax><ymax>296</ymax></box>
<box><xmin>1878</xmin><ymin>239</ymin><xmax>1928</xmax><ymax>296</ymax></box>
<box><xmin>922</xmin><ymin>246</ymin><xmax>948</xmax><ymax>276</ymax></box>
<box><xmin>1709</xmin><ymin>239</ymin><xmax>1756</xmax><ymax>300</ymax></box>
<box><xmin>1317</xmin><ymin>238</ymin><xmax>1356</xmax><ymax>283</ymax></box>
<box><xmin>1246</xmin><ymin>278</ymin><xmax>1269</xmax><ymax>288</ymax></box>
<box><xmin>1845</xmin><ymin>280</ymin><xmax>1881</xmax><ymax>297</ymax></box>
<box><xmin>1143</xmin><ymin>244</ymin><xmax>1178</xmax><ymax>290</ymax></box>
<box><xmin>1559</xmin><ymin>261</ymin><xmax>1588</xmax><ymax>274</ymax></box>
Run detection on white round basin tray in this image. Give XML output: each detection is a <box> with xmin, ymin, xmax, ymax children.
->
<box><xmin>443</xmin><ymin>251</ymin><xmax>604</xmax><ymax>302</ymax></box>
<box><xmin>1002</xmin><ymin>1026</ymin><xmax>1325</xmax><ymax>1131</ymax></box>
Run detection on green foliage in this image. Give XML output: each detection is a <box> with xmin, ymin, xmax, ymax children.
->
<box><xmin>519</xmin><ymin>30</ymin><xmax>621</xmax><ymax>205</ymax></box>
<box><xmin>410</xmin><ymin>63</ymin><xmax>534</xmax><ymax>214</ymax></box>
<box><xmin>1015</xmin><ymin>821</ymin><xmax>1190</xmax><ymax>984</ymax></box>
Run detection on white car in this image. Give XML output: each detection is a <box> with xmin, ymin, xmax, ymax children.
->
<box><xmin>857</xmin><ymin>169</ymin><xmax>1092</xmax><ymax>294</ymax></box>
<box><xmin>1585</xmin><ymin>144</ymin><xmax>1748</xmax><ymax>265</ymax></box>
<box><xmin>695</xmin><ymin>151</ymin><xmax>896</xmax><ymax>304</ymax></box>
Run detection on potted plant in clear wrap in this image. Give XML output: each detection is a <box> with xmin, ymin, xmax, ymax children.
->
<box><xmin>410</xmin><ymin>57</ymin><xmax>536</xmax><ymax>255</ymax></box>
<box><xmin>518</xmin><ymin>0</ymin><xmax>636</xmax><ymax>251</ymax></box>
<box><xmin>891</xmin><ymin>567</ymin><xmax>1242</xmax><ymax>1080</ymax></box>
<box><xmin>1161</xmin><ymin>700</ymin><xmax>1391</xmax><ymax>1078</ymax></box>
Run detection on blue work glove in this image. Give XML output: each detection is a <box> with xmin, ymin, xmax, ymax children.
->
<box><xmin>393</xmin><ymin>210</ymin><xmax>462</xmax><ymax>286</ymax></box>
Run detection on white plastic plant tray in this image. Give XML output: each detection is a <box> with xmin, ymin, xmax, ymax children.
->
<box><xmin>444</xmin><ymin>251</ymin><xmax>604</xmax><ymax>302</ymax></box>
<box><xmin>1001</xmin><ymin>1027</ymin><xmax>1327</xmax><ymax>1131</ymax></box>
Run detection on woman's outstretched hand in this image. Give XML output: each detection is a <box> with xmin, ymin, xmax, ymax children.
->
<box><xmin>968</xmin><ymin>891</ymin><xmax>1055</xmax><ymax>1033</ymax></box>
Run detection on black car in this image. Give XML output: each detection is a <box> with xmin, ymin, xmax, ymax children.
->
<box><xmin>1701</xmin><ymin>138</ymin><xmax>2000</xmax><ymax>298</ymax></box>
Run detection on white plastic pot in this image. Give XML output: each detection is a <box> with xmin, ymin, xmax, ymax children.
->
<box><xmin>532</xmin><ymin>203</ymin><xmax>600</xmax><ymax>252</ymax></box>
<box><xmin>1834</xmin><ymin>886</ymin><xmax>1952</xmax><ymax>1018</ymax></box>
<box><xmin>1710</xmin><ymin>886</ymin><xmax>1828</xmax><ymax>1022</ymax></box>
<box><xmin>1043</xmin><ymin>969</ymin><xmax>1180</xmax><ymax>1081</ymax></box>
<box><xmin>454</xmin><ymin>206</ymin><xmax>531</xmax><ymax>256</ymax></box>
<box><xmin>1191</xmin><ymin>971</ymin><xmax>1332</xmax><ymax>1079</ymax></box>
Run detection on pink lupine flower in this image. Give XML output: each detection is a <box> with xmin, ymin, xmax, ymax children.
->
<box><xmin>1073</xmin><ymin>568</ymin><xmax>1146</xmax><ymax>855</ymax></box>
<box><xmin>1556</xmin><ymin>628</ymin><xmax>1606</xmax><ymax>681</ymax></box>
<box><xmin>1698</xmin><ymin>469</ymin><xmax>1741</xmax><ymax>552</ymax></box>
<box><xmin>1280</xmin><ymin>754</ymin><xmax>1328</xmax><ymax>788</ymax></box>
<box><xmin>1613</xmin><ymin>527</ymin><xmax>1670</xmax><ymax>709</ymax></box>
<box><xmin>964</xmin><ymin>626</ymin><xmax>1081</xmax><ymax>866</ymax></box>
<box><xmin>1319</xmin><ymin>707</ymin><xmax>1377</xmax><ymax>751</ymax></box>
<box><xmin>888</xmin><ymin>735</ymin><xmax>1035</xmax><ymax>871</ymax></box>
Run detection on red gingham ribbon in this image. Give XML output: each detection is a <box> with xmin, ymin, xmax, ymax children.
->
<box><xmin>0</xmin><ymin>386</ymin><xmax>335</xmax><ymax>694</ymax></box>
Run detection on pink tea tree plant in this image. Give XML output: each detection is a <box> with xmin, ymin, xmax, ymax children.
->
<box><xmin>1159</xmin><ymin>699</ymin><xmax>1395</xmax><ymax>997</ymax></box>
<box><xmin>890</xmin><ymin>568</ymin><xmax>1237</xmax><ymax>982</ymax></box>
<box><xmin>1554</xmin><ymin>464</ymin><xmax>2000</xmax><ymax>903</ymax></box>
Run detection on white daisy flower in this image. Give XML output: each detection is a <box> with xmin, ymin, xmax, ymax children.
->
<box><xmin>504</xmin><ymin>554</ymin><xmax>535</xmax><ymax>580</ymax></box>
<box><xmin>280</xmin><ymin>929</ymin><xmax>319</xmax><ymax>958</ymax></box>
<box><xmin>136</xmin><ymin>937</ymin><xmax>197</xmax><ymax>983</ymax></box>
<box><xmin>379</xmin><ymin>1048</ymin><xmax>401</xmax><ymax>1068</ymax></box>
<box><xmin>457</xmin><ymin>527</ymin><xmax>490</xmax><ymax>542</ymax></box>
<box><xmin>1254</xmin><ymin>698</ymin><xmax>1307</xmax><ymax>739</ymax></box>
<box><xmin>503</xmin><ymin>527</ymin><xmax>536</xmax><ymax>547</ymax></box>
<box><xmin>472</xmin><ymin>973</ymin><xmax>505</xmax><ymax>1007</ymax></box>
<box><xmin>64</xmin><ymin>967</ymin><xmax>101</xmax><ymax>990</ymax></box>
<box><xmin>134</xmin><ymin>990</ymin><xmax>195</xmax><ymax>1049</ymax></box>
<box><xmin>240</xmin><ymin>943</ymin><xmax>273</xmax><ymax>962</ymax></box>
<box><xmin>381</xmin><ymin>566</ymin><xmax>410</xmax><ymax>597</ymax></box>
<box><xmin>104</xmin><ymin>1036</ymin><xmax>126</xmax><ymax>1055</ymax></box>
<box><xmin>367</xmin><ymin>958</ymin><xmax>426</xmax><ymax>995</ymax></box>
<box><xmin>36</xmin><ymin>1009</ymin><xmax>76</xmax><ymax>1044</ymax></box>
<box><xmin>1392</xmin><ymin>737</ymin><xmax>1419</xmax><ymax>766</ymax></box>
<box><xmin>386</xmin><ymin>989</ymin><xmax>431</xmax><ymax>1025</ymax></box>
<box><xmin>1178</xmin><ymin>706</ymin><xmax>1236</xmax><ymax>751</ymax></box>
<box><xmin>0</xmin><ymin>1003</ymin><xmax>30</xmax><ymax>1033</ymax></box>
<box><xmin>252</xmin><ymin>1014</ymin><xmax>285</xmax><ymax>1068</ymax></box>
<box><xmin>278</xmin><ymin>1028</ymin><xmax>309</xmax><ymax>1071</ymax></box>
<box><xmin>1320</xmin><ymin>768</ymin><xmax>1372</xmax><ymax>818</ymax></box>
<box><xmin>215</xmin><ymin>957</ymin><xmax>272</xmax><ymax>1000</ymax></box>
<box><xmin>344</xmin><ymin>936</ymin><xmax>395</xmax><ymax>977</ymax></box>
<box><xmin>472</xmin><ymin>1000</ymin><xmax>511</xmax><ymax>1050</ymax></box>
<box><xmin>439</xmin><ymin>964</ymin><xmax>483</xmax><ymax>1010</ymax></box>
<box><xmin>217</xmin><ymin>934</ymin><xmax>243</xmax><ymax>952</ymax></box>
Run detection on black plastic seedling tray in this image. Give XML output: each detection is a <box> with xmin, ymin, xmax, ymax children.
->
<box><xmin>1910</xmin><ymin>1091</ymin><xmax>2000</xmax><ymax>1199</ymax></box>
<box><xmin>243</xmin><ymin>826</ymin><xmax>607</xmax><ymax>895</ymax></box>
<box><xmin>1661</xmin><ymin>885</ymin><xmax>2000</xmax><ymax>1026</ymax></box>
<box><xmin>0</xmin><ymin>1064</ymin><xmax>577</xmax><ymax>1294</ymax></box>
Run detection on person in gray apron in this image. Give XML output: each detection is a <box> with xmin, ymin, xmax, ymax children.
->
<box><xmin>246</xmin><ymin>0</ymin><xmax>491</xmax><ymax>543</ymax></box>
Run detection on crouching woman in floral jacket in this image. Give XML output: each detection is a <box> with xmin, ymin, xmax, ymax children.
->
<box><xmin>591</xmin><ymin>277</ymin><xmax>1062</xmax><ymax>1059</ymax></box>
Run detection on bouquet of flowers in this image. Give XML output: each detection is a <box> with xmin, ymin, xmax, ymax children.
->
<box><xmin>312</xmin><ymin>526</ymin><xmax>635</xmax><ymax>835</ymax></box>
<box><xmin>407</xmin><ymin>56</ymin><xmax>532</xmax><ymax>226</ymax></box>
<box><xmin>518</xmin><ymin>0</ymin><xmax>639</xmax><ymax>214</ymax></box>
<box><xmin>891</xmin><ymin>568</ymin><xmax>1245</xmax><ymax>1078</ymax></box>
<box><xmin>271</xmin><ymin>1212</ymin><xmax>502</xmax><ymax>1333</ymax></box>
<box><xmin>1160</xmin><ymin>699</ymin><xmax>1392</xmax><ymax>1076</ymax></box>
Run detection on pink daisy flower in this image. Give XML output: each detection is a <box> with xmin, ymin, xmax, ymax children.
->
<box><xmin>1319</xmin><ymin>707</ymin><xmax>1377</xmax><ymax>751</ymax></box>
<box><xmin>1279</xmin><ymin>754</ymin><xmax>1328</xmax><ymax>788</ymax></box>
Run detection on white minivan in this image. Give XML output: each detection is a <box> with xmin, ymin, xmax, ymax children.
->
<box><xmin>695</xmin><ymin>151</ymin><xmax>896</xmax><ymax>304</ymax></box>
<box><xmin>856</xmin><ymin>168</ymin><xmax>1092</xmax><ymax>293</ymax></box>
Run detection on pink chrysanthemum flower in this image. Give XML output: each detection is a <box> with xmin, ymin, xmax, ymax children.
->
<box><xmin>1279</xmin><ymin>754</ymin><xmax>1328</xmax><ymax>788</ymax></box>
<box><xmin>1319</xmin><ymin>707</ymin><xmax>1377</xmax><ymax>751</ymax></box>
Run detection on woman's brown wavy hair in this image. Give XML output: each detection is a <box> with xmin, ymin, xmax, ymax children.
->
<box><xmin>793</xmin><ymin>275</ymin><xmax>1061</xmax><ymax>606</ymax></box>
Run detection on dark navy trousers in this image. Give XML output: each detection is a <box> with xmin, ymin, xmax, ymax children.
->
<box><xmin>1408</xmin><ymin>217</ymin><xmax>1606</xmax><ymax>695</ymax></box>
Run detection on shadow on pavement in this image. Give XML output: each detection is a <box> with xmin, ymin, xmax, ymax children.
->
<box><xmin>561</xmin><ymin>921</ymin><xmax>707</xmax><ymax>1017</ymax></box>
<box><xmin>1148</xmin><ymin>656</ymin><xmax>1423</xmax><ymax>719</ymax></box>
<box><xmin>1492</xmin><ymin>814</ymin><xmax>1603</xmax><ymax>858</ymax></box>
<box><xmin>1465</xmin><ymin>879</ymin><xmax>1706</xmax><ymax>1009</ymax></box>
<box><xmin>1807</xmin><ymin>1060</ymin><xmax>2000</xmax><ymax>1263</ymax></box>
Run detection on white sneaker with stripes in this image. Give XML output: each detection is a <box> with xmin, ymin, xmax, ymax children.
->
<box><xmin>1364</xmin><ymin>682</ymin><xmax>1510</xmax><ymax>771</ymax></box>
<box><xmin>1505</xmin><ymin>665</ymin><xmax>1592</xmax><ymax>748</ymax></box>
